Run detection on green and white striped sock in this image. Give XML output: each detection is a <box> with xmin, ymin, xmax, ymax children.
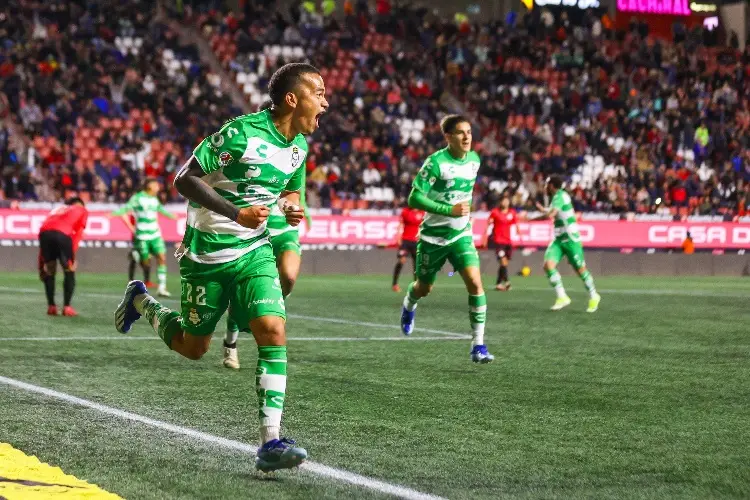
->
<box><xmin>545</xmin><ymin>268</ymin><xmax>567</xmax><ymax>298</ymax></box>
<box><xmin>136</xmin><ymin>295</ymin><xmax>181</xmax><ymax>347</ymax></box>
<box><xmin>469</xmin><ymin>294</ymin><xmax>487</xmax><ymax>347</ymax></box>
<box><xmin>256</xmin><ymin>345</ymin><xmax>287</xmax><ymax>444</ymax></box>
<box><xmin>402</xmin><ymin>282</ymin><xmax>420</xmax><ymax>312</ymax></box>
<box><xmin>157</xmin><ymin>264</ymin><xmax>168</xmax><ymax>290</ymax></box>
<box><xmin>580</xmin><ymin>270</ymin><xmax>597</xmax><ymax>297</ymax></box>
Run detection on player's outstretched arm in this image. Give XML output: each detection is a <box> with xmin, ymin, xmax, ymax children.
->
<box><xmin>407</xmin><ymin>188</ymin><xmax>469</xmax><ymax>218</ymax></box>
<box><xmin>174</xmin><ymin>156</ymin><xmax>268</xmax><ymax>229</ymax></box>
<box><xmin>528</xmin><ymin>202</ymin><xmax>557</xmax><ymax>221</ymax></box>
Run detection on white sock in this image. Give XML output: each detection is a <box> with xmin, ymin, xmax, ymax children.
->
<box><xmin>133</xmin><ymin>293</ymin><xmax>155</xmax><ymax>314</ymax></box>
<box><xmin>260</xmin><ymin>425</ymin><xmax>280</xmax><ymax>444</ymax></box>
<box><xmin>225</xmin><ymin>329</ymin><xmax>239</xmax><ymax>345</ymax></box>
<box><xmin>471</xmin><ymin>323</ymin><xmax>485</xmax><ymax>347</ymax></box>
<box><xmin>402</xmin><ymin>294</ymin><xmax>418</xmax><ymax>312</ymax></box>
<box><xmin>548</xmin><ymin>270</ymin><xmax>567</xmax><ymax>298</ymax></box>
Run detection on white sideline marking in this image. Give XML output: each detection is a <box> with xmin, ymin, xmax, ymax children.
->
<box><xmin>0</xmin><ymin>287</ymin><xmax>469</xmax><ymax>338</ymax></box>
<box><xmin>0</xmin><ymin>375</ymin><xmax>447</xmax><ymax>500</ymax></box>
<box><xmin>0</xmin><ymin>336</ymin><xmax>465</xmax><ymax>342</ymax></box>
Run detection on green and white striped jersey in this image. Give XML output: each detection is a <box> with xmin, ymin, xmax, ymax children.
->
<box><xmin>412</xmin><ymin>148</ymin><xmax>480</xmax><ymax>246</ymax></box>
<box><xmin>112</xmin><ymin>191</ymin><xmax>173</xmax><ymax>241</ymax></box>
<box><xmin>550</xmin><ymin>189</ymin><xmax>580</xmax><ymax>241</ymax></box>
<box><xmin>182</xmin><ymin>109</ymin><xmax>307</xmax><ymax>264</ymax></box>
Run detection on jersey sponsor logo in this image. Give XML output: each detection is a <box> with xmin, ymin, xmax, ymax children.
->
<box><xmin>269</xmin><ymin>175</ymin><xmax>279</xmax><ymax>184</ymax></box>
<box><xmin>218</xmin><ymin>151</ymin><xmax>233</xmax><ymax>167</ymax></box>
<box><xmin>256</xmin><ymin>143</ymin><xmax>268</xmax><ymax>159</ymax></box>
<box><xmin>244</xmin><ymin>165</ymin><xmax>262</xmax><ymax>178</ymax></box>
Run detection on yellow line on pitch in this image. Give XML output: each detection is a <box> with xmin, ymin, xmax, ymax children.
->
<box><xmin>0</xmin><ymin>443</ymin><xmax>122</xmax><ymax>499</ymax></box>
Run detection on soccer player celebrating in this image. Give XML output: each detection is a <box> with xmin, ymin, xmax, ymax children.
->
<box><xmin>37</xmin><ymin>197</ymin><xmax>88</xmax><ymax>316</ymax></box>
<box><xmin>114</xmin><ymin>63</ymin><xmax>327</xmax><ymax>472</ymax></box>
<box><xmin>483</xmin><ymin>194</ymin><xmax>521</xmax><ymax>291</ymax></box>
<box><xmin>222</xmin><ymin>180</ymin><xmax>312</xmax><ymax>370</ymax></box>
<box><xmin>111</xmin><ymin>179</ymin><xmax>175</xmax><ymax>296</ymax></box>
<box><xmin>531</xmin><ymin>175</ymin><xmax>601</xmax><ymax>312</ymax></box>
<box><xmin>391</xmin><ymin>202</ymin><xmax>424</xmax><ymax>292</ymax></box>
<box><xmin>399</xmin><ymin>115</ymin><xmax>494</xmax><ymax>363</ymax></box>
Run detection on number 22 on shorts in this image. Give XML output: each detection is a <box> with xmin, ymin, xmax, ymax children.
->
<box><xmin>184</xmin><ymin>283</ymin><xmax>207</xmax><ymax>305</ymax></box>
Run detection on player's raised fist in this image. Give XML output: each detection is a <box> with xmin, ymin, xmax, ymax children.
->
<box><xmin>284</xmin><ymin>206</ymin><xmax>305</xmax><ymax>227</ymax></box>
<box><xmin>451</xmin><ymin>202</ymin><xmax>470</xmax><ymax>217</ymax></box>
<box><xmin>236</xmin><ymin>206</ymin><xmax>270</xmax><ymax>228</ymax></box>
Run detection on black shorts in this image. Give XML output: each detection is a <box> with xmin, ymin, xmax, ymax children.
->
<box><xmin>490</xmin><ymin>241</ymin><xmax>513</xmax><ymax>260</ymax></box>
<box><xmin>39</xmin><ymin>230</ymin><xmax>75</xmax><ymax>268</ymax></box>
<box><xmin>398</xmin><ymin>240</ymin><xmax>417</xmax><ymax>260</ymax></box>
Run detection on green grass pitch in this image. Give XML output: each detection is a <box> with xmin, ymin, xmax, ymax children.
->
<box><xmin>1</xmin><ymin>271</ymin><xmax>749</xmax><ymax>499</ymax></box>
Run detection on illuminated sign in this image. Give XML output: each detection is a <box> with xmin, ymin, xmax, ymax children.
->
<box><xmin>690</xmin><ymin>2</ymin><xmax>717</xmax><ymax>12</ymax></box>
<box><xmin>535</xmin><ymin>0</ymin><xmax>600</xmax><ymax>9</ymax></box>
<box><xmin>616</xmin><ymin>0</ymin><xmax>692</xmax><ymax>15</ymax></box>
<box><xmin>703</xmin><ymin>16</ymin><xmax>719</xmax><ymax>30</ymax></box>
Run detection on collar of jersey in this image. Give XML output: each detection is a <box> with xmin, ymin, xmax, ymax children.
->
<box><xmin>263</xmin><ymin>109</ymin><xmax>294</xmax><ymax>146</ymax></box>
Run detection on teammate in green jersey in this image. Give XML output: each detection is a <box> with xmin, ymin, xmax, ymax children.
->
<box><xmin>531</xmin><ymin>175</ymin><xmax>601</xmax><ymax>312</ymax></box>
<box><xmin>222</xmin><ymin>167</ymin><xmax>312</xmax><ymax>370</ymax></box>
<box><xmin>400</xmin><ymin>115</ymin><xmax>494</xmax><ymax>363</ymax></box>
<box><xmin>114</xmin><ymin>63</ymin><xmax>328</xmax><ymax>473</ymax></box>
<box><xmin>111</xmin><ymin>179</ymin><xmax>176</xmax><ymax>297</ymax></box>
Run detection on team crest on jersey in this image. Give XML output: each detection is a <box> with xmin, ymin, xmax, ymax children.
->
<box><xmin>218</xmin><ymin>151</ymin><xmax>233</xmax><ymax>167</ymax></box>
<box><xmin>210</xmin><ymin>133</ymin><xmax>225</xmax><ymax>149</ymax></box>
<box><xmin>188</xmin><ymin>308</ymin><xmax>200</xmax><ymax>325</ymax></box>
<box><xmin>291</xmin><ymin>146</ymin><xmax>300</xmax><ymax>168</ymax></box>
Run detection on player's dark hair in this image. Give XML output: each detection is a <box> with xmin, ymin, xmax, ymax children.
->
<box><xmin>267</xmin><ymin>63</ymin><xmax>321</xmax><ymax>108</ymax></box>
<box><xmin>547</xmin><ymin>175</ymin><xmax>564</xmax><ymax>190</ymax></box>
<box><xmin>258</xmin><ymin>99</ymin><xmax>274</xmax><ymax>112</ymax></box>
<box><xmin>65</xmin><ymin>197</ymin><xmax>84</xmax><ymax>206</ymax></box>
<box><xmin>440</xmin><ymin>114</ymin><xmax>470</xmax><ymax>134</ymax></box>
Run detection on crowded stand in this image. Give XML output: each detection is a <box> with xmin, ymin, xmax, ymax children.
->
<box><xmin>1</xmin><ymin>0</ymin><xmax>749</xmax><ymax>219</ymax></box>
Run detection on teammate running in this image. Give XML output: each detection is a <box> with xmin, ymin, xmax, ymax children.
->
<box><xmin>111</xmin><ymin>179</ymin><xmax>175</xmax><ymax>296</ymax></box>
<box><xmin>483</xmin><ymin>194</ymin><xmax>521</xmax><ymax>291</ymax></box>
<box><xmin>222</xmin><ymin>181</ymin><xmax>312</xmax><ymax>371</ymax></box>
<box><xmin>391</xmin><ymin>203</ymin><xmax>424</xmax><ymax>292</ymax></box>
<box><xmin>126</xmin><ymin>214</ymin><xmax>150</xmax><ymax>284</ymax></box>
<box><xmin>114</xmin><ymin>62</ymin><xmax>327</xmax><ymax>473</ymax></box>
<box><xmin>37</xmin><ymin>197</ymin><xmax>88</xmax><ymax>316</ymax></box>
<box><xmin>399</xmin><ymin>115</ymin><xmax>494</xmax><ymax>363</ymax></box>
<box><xmin>531</xmin><ymin>175</ymin><xmax>601</xmax><ymax>312</ymax></box>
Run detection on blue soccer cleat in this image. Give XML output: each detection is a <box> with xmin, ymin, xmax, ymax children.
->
<box><xmin>401</xmin><ymin>306</ymin><xmax>415</xmax><ymax>336</ymax></box>
<box><xmin>470</xmin><ymin>344</ymin><xmax>495</xmax><ymax>364</ymax></box>
<box><xmin>255</xmin><ymin>438</ymin><xmax>307</xmax><ymax>473</ymax></box>
<box><xmin>114</xmin><ymin>280</ymin><xmax>148</xmax><ymax>334</ymax></box>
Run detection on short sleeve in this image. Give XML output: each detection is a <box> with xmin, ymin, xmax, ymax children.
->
<box><xmin>285</xmin><ymin>164</ymin><xmax>305</xmax><ymax>192</ymax></box>
<box><xmin>193</xmin><ymin>122</ymin><xmax>247</xmax><ymax>175</ymax></box>
<box><xmin>413</xmin><ymin>157</ymin><xmax>439</xmax><ymax>194</ymax></box>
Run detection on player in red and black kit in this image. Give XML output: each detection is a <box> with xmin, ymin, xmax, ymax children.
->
<box><xmin>392</xmin><ymin>205</ymin><xmax>424</xmax><ymax>292</ymax></box>
<box><xmin>37</xmin><ymin>197</ymin><xmax>89</xmax><ymax>316</ymax></box>
<box><xmin>483</xmin><ymin>195</ymin><xmax>521</xmax><ymax>291</ymax></box>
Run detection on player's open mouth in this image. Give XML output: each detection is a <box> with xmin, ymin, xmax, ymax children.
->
<box><xmin>315</xmin><ymin>111</ymin><xmax>325</xmax><ymax>127</ymax></box>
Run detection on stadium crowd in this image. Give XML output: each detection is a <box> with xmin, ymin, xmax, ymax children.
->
<box><xmin>1</xmin><ymin>0</ymin><xmax>749</xmax><ymax>218</ymax></box>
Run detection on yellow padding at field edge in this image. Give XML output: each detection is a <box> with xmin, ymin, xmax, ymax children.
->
<box><xmin>0</xmin><ymin>443</ymin><xmax>122</xmax><ymax>499</ymax></box>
